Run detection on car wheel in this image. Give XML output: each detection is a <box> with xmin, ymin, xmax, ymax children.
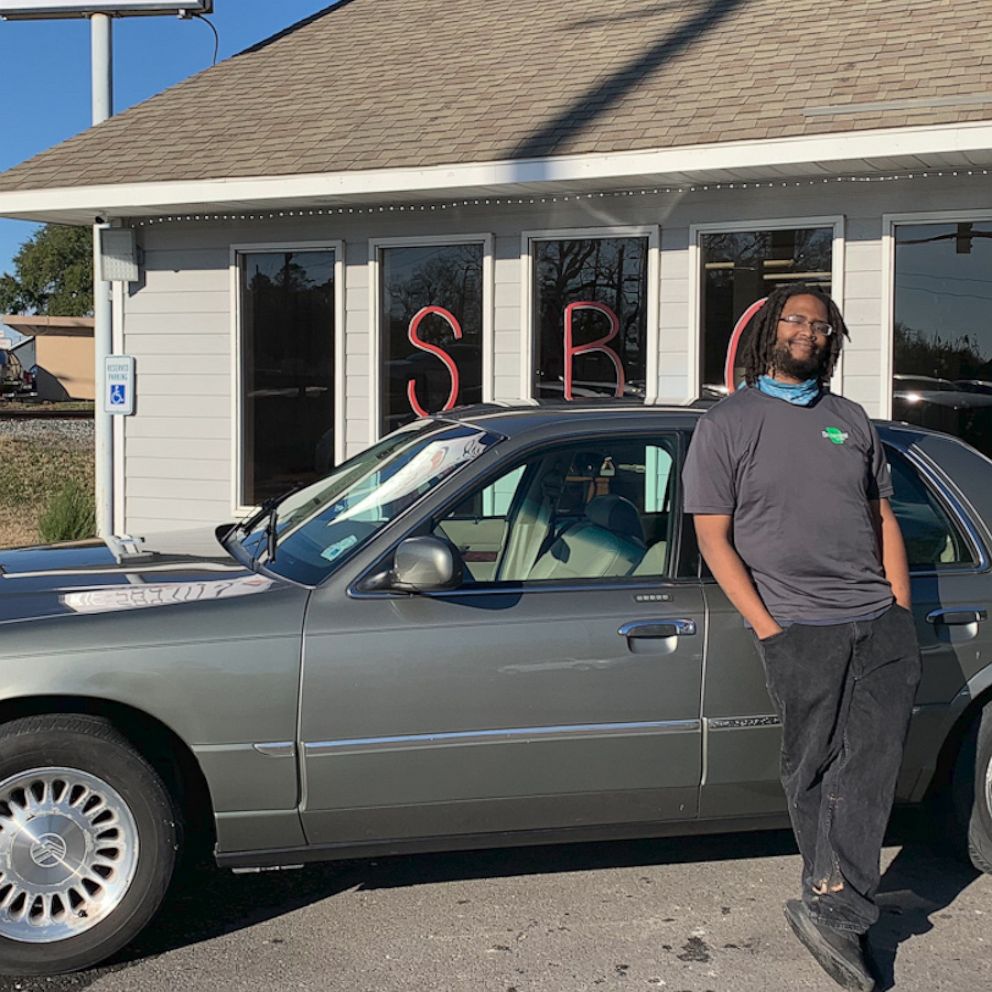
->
<box><xmin>951</xmin><ymin>704</ymin><xmax>992</xmax><ymax>875</ymax></box>
<box><xmin>0</xmin><ymin>715</ymin><xmax>179</xmax><ymax>975</ymax></box>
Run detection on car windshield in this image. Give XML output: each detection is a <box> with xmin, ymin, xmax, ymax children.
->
<box><xmin>236</xmin><ymin>420</ymin><xmax>502</xmax><ymax>585</ymax></box>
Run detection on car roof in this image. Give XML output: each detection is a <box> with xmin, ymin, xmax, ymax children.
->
<box><xmin>437</xmin><ymin>401</ymin><xmax>705</xmax><ymax>439</ymax></box>
<box><xmin>429</xmin><ymin>398</ymin><xmax>974</xmax><ymax>451</ymax></box>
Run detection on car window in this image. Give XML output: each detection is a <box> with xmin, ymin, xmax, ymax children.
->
<box><xmin>433</xmin><ymin>436</ymin><xmax>679</xmax><ymax>585</ymax></box>
<box><xmin>885</xmin><ymin>445</ymin><xmax>977</xmax><ymax>569</ymax></box>
<box><xmin>243</xmin><ymin>422</ymin><xmax>502</xmax><ymax>585</ymax></box>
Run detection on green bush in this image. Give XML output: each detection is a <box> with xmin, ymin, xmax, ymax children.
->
<box><xmin>37</xmin><ymin>480</ymin><xmax>96</xmax><ymax>544</ymax></box>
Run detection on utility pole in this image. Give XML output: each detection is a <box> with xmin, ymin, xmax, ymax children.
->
<box><xmin>0</xmin><ymin>2</ymin><xmax>215</xmax><ymax>537</ymax></box>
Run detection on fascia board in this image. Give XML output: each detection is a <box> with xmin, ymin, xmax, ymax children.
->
<box><xmin>2</xmin><ymin>119</ymin><xmax>992</xmax><ymax>224</ymax></box>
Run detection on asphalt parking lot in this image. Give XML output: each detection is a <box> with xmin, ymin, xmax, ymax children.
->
<box><xmin>2</xmin><ymin>820</ymin><xmax>988</xmax><ymax>992</ymax></box>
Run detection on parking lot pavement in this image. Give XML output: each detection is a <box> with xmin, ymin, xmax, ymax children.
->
<box><xmin>1</xmin><ymin>824</ymin><xmax>989</xmax><ymax>992</ymax></box>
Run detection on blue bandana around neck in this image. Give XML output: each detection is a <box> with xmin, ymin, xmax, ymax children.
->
<box><xmin>755</xmin><ymin>374</ymin><xmax>821</xmax><ymax>406</ymax></box>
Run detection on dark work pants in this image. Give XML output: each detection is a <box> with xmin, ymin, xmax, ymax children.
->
<box><xmin>755</xmin><ymin>604</ymin><xmax>922</xmax><ymax>934</ymax></box>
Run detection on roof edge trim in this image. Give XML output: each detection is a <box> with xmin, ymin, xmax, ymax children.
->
<box><xmin>2</xmin><ymin>118</ymin><xmax>991</xmax><ymax>224</ymax></box>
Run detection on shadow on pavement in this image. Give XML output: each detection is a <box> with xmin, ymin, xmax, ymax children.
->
<box><xmin>871</xmin><ymin>818</ymin><xmax>981</xmax><ymax>991</ymax></box>
<box><xmin>0</xmin><ymin>815</ymin><xmax>982</xmax><ymax>991</ymax></box>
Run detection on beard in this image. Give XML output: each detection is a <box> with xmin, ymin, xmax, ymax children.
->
<box><xmin>770</xmin><ymin>340</ymin><xmax>829</xmax><ymax>380</ymax></box>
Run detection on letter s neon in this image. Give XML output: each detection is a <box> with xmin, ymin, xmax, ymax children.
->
<box><xmin>406</xmin><ymin>306</ymin><xmax>462</xmax><ymax>418</ymax></box>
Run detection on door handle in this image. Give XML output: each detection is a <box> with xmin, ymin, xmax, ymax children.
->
<box><xmin>618</xmin><ymin>619</ymin><xmax>697</xmax><ymax>639</ymax></box>
<box><xmin>926</xmin><ymin>607</ymin><xmax>987</xmax><ymax>626</ymax></box>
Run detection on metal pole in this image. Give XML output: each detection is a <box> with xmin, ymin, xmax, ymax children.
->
<box><xmin>91</xmin><ymin>13</ymin><xmax>113</xmax><ymax>537</ymax></box>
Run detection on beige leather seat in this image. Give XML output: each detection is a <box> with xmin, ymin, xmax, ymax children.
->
<box><xmin>528</xmin><ymin>495</ymin><xmax>645</xmax><ymax>581</ymax></box>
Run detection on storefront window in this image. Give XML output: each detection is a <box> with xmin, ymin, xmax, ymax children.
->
<box><xmin>532</xmin><ymin>237</ymin><xmax>649</xmax><ymax>401</ymax></box>
<box><xmin>239</xmin><ymin>250</ymin><xmax>335</xmax><ymax>506</ymax></box>
<box><xmin>380</xmin><ymin>243</ymin><xmax>484</xmax><ymax>435</ymax></box>
<box><xmin>700</xmin><ymin>228</ymin><xmax>833</xmax><ymax>396</ymax></box>
<box><xmin>893</xmin><ymin>222</ymin><xmax>992</xmax><ymax>457</ymax></box>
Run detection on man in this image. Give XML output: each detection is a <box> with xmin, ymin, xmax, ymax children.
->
<box><xmin>681</xmin><ymin>284</ymin><xmax>921</xmax><ymax>992</ymax></box>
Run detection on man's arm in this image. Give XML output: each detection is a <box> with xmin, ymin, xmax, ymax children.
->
<box><xmin>694</xmin><ymin>514</ymin><xmax>782</xmax><ymax>640</ymax></box>
<box><xmin>873</xmin><ymin>498</ymin><xmax>911</xmax><ymax>608</ymax></box>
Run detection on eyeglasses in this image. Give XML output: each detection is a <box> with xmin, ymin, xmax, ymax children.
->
<box><xmin>779</xmin><ymin>314</ymin><xmax>834</xmax><ymax>338</ymax></box>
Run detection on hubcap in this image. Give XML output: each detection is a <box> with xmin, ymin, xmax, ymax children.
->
<box><xmin>0</xmin><ymin>768</ymin><xmax>139</xmax><ymax>943</ymax></box>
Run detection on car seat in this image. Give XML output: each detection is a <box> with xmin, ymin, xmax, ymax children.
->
<box><xmin>528</xmin><ymin>494</ymin><xmax>645</xmax><ymax>580</ymax></box>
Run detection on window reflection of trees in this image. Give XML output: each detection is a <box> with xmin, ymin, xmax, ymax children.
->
<box><xmin>381</xmin><ymin>244</ymin><xmax>484</xmax><ymax>434</ymax></box>
<box><xmin>534</xmin><ymin>238</ymin><xmax>649</xmax><ymax>400</ymax></box>
<box><xmin>241</xmin><ymin>251</ymin><xmax>335</xmax><ymax>505</ymax></box>
<box><xmin>893</xmin><ymin>223</ymin><xmax>992</xmax><ymax>456</ymax></box>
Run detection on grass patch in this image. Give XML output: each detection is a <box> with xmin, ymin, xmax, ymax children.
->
<box><xmin>0</xmin><ymin>437</ymin><xmax>95</xmax><ymax>548</ymax></box>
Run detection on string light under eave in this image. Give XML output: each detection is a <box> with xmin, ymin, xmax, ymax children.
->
<box><xmin>129</xmin><ymin>169</ymin><xmax>992</xmax><ymax>227</ymax></box>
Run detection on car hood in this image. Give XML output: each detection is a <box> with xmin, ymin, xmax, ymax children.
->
<box><xmin>0</xmin><ymin>526</ymin><xmax>276</xmax><ymax>624</ymax></box>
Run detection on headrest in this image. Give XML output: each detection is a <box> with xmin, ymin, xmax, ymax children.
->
<box><xmin>584</xmin><ymin>495</ymin><xmax>644</xmax><ymax>543</ymax></box>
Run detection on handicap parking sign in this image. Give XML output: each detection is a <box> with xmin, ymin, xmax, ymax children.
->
<box><xmin>104</xmin><ymin>356</ymin><xmax>135</xmax><ymax>415</ymax></box>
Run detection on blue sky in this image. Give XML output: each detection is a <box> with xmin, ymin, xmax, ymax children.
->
<box><xmin>0</xmin><ymin>1</ymin><xmax>337</xmax><ymax>283</ymax></box>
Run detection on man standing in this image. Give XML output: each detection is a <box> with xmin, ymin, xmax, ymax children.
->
<box><xmin>682</xmin><ymin>285</ymin><xmax>921</xmax><ymax>992</ymax></box>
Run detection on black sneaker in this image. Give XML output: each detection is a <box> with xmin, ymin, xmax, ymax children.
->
<box><xmin>784</xmin><ymin>899</ymin><xmax>875</xmax><ymax>992</ymax></box>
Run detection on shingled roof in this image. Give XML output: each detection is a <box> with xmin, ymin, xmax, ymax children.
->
<box><xmin>0</xmin><ymin>0</ymin><xmax>990</xmax><ymax>195</ymax></box>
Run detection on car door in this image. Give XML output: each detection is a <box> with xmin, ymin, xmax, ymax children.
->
<box><xmin>698</xmin><ymin>432</ymin><xmax>992</xmax><ymax>819</ymax></box>
<box><xmin>299</xmin><ymin>431</ymin><xmax>705</xmax><ymax>847</ymax></box>
<box><xmin>883</xmin><ymin>439</ymin><xmax>992</xmax><ymax>797</ymax></box>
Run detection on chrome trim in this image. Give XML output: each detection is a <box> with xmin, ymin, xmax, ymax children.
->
<box><xmin>925</xmin><ymin>607</ymin><xmax>988</xmax><ymax>625</ymax></box>
<box><xmin>708</xmin><ymin>716</ymin><xmax>781</xmax><ymax>731</ymax></box>
<box><xmin>304</xmin><ymin>719</ymin><xmax>701</xmax><ymax>756</ymax></box>
<box><xmin>252</xmin><ymin>742</ymin><xmax>296</xmax><ymax>758</ymax></box>
<box><xmin>618</xmin><ymin>618</ymin><xmax>697</xmax><ymax>638</ymax></box>
<box><xmin>349</xmin><ymin>577</ymin><xmax>695</xmax><ymax>601</ymax></box>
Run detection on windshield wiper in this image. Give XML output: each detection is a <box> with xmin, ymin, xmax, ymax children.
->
<box><xmin>228</xmin><ymin>482</ymin><xmax>305</xmax><ymax>538</ymax></box>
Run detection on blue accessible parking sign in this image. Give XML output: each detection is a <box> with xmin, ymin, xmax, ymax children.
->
<box><xmin>104</xmin><ymin>356</ymin><xmax>135</xmax><ymax>415</ymax></box>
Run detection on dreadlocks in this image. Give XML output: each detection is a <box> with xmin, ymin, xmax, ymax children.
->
<box><xmin>739</xmin><ymin>283</ymin><xmax>849</xmax><ymax>388</ymax></box>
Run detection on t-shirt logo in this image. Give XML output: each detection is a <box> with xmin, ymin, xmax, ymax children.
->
<box><xmin>821</xmin><ymin>426</ymin><xmax>849</xmax><ymax>445</ymax></box>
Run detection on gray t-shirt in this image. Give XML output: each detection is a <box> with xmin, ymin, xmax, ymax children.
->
<box><xmin>682</xmin><ymin>388</ymin><xmax>894</xmax><ymax>624</ymax></box>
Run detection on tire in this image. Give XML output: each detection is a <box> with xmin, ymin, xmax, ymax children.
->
<box><xmin>951</xmin><ymin>704</ymin><xmax>992</xmax><ymax>875</ymax></box>
<box><xmin>0</xmin><ymin>715</ymin><xmax>179</xmax><ymax>975</ymax></box>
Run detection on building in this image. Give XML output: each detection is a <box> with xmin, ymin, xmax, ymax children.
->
<box><xmin>1</xmin><ymin>315</ymin><xmax>95</xmax><ymax>400</ymax></box>
<box><xmin>0</xmin><ymin>0</ymin><xmax>989</xmax><ymax>533</ymax></box>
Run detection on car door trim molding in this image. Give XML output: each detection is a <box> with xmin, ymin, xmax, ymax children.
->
<box><xmin>252</xmin><ymin>742</ymin><xmax>296</xmax><ymax>758</ymax></box>
<box><xmin>707</xmin><ymin>715</ymin><xmax>781</xmax><ymax>730</ymax></box>
<box><xmin>304</xmin><ymin>718</ymin><xmax>701</xmax><ymax>755</ymax></box>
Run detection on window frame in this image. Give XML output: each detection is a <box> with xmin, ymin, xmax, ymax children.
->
<box><xmin>230</xmin><ymin>240</ymin><xmax>345</xmax><ymax>515</ymax></box>
<box><xmin>368</xmin><ymin>233</ymin><xmax>495</xmax><ymax>443</ymax></box>
<box><xmin>881</xmin><ymin>209</ymin><xmax>992</xmax><ymax>421</ymax></box>
<box><xmin>350</xmin><ymin>428</ymin><xmax>693</xmax><ymax>599</ymax></box>
<box><xmin>688</xmin><ymin>216</ymin><xmax>846</xmax><ymax>399</ymax></box>
<box><xmin>520</xmin><ymin>225</ymin><xmax>661</xmax><ymax>405</ymax></box>
<box><xmin>884</xmin><ymin>438</ymin><xmax>990</xmax><ymax>577</ymax></box>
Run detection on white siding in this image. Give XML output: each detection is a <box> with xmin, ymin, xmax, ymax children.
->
<box><xmin>122</xmin><ymin>235</ymin><xmax>230</xmax><ymax>534</ymax></box>
<box><xmin>119</xmin><ymin>173</ymin><xmax>991</xmax><ymax>533</ymax></box>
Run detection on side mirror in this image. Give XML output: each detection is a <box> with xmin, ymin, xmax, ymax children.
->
<box><xmin>390</xmin><ymin>536</ymin><xmax>463</xmax><ymax>592</ymax></box>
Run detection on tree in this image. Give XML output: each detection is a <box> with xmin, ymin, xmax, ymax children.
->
<box><xmin>0</xmin><ymin>224</ymin><xmax>93</xmax><ymax>316</ymax></box>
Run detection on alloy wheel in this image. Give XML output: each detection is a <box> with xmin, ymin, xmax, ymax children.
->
<box><xmin>0</xmin><ymin>768</ymin><xmax>139</xmax><ymax>943</ymax></box>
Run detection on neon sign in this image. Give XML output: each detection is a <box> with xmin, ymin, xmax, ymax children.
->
<box><xmin>724</xmin><ymin>297</ymin><xmax>766</xmax><ymax>394</ymax></box>
<box><xmin>406</xmin><ymin>306</ymin><xmax>463</xmax><ymax>418</ymax></box>
<box><xmin>563</xmin><ymin>301</ymin><xmax>625</xmax><ymax>401</ymax></box>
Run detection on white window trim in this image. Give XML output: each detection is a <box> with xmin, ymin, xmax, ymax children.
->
<box><xmin>229</xmin><ymin>240</ymin><xmax>345</xmax><ymax>516</ymax></box>
<box><xmin>519</xmin><ymin>225</ymin><xmax>661</xmax><ymax>404</ymax></box>
<box><xmin>368</xmin><ymin>233</ymin><xmax>495</xmax><ymax>443</ymax></box>
<box><xmin>688</xmin><ymin>216</ymin><xmax>846</xmax><ymax>400</ymax></box>
<box><xmin>881</xmin><ymin>209</ymin><xmax>992</xmax><ymax>420</ymax></box>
